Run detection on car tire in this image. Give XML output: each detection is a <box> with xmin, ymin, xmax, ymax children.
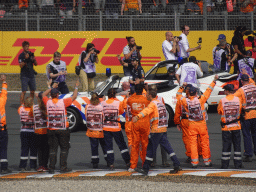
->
<box><xmin>67</xmin><ymin>107</ymin><xmax>81</xmax><ymax>132</ymax></box>
<box><xmin>165</xmin><ymin>105</ymin><xmax>174</xmax><ymax>127</ymax></box>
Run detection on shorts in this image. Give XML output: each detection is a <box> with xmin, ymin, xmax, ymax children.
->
<box><xmin>20</xmin><ymin>76</ymin><xmax>36</xmax><ymax>92</ymax></box>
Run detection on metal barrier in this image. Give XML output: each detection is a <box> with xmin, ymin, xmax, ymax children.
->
<box><xmin>0</xmin><ymin>1</ymin><xmax>254</xmax><ymax>31</ymax></box>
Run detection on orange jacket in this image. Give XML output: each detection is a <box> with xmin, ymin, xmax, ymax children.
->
<box><xmin>124</xmin><ymin>0</ymin><xmax>139</xmax><ymax>11</ymax></box>
<box><xmin>19</xmin><ymin>0</ymin><xmax>28</xmax><ymax>9</ymax></box>
<box><xmin>217</xmin><ymin>94</ymin><xmax>242</xmax><ymax>131</ymax></box>
<box><xmin>85</xmin><ymin>104</ymin><xmax>104</xmax><ymax>138</ymax></box>
<box><xmin>102</xmin><ymin>98</ymin><xmax>124</xmax><ymax>132</ymax></box>
<box><xmin>174</xmin><ymin>86</ymin><xmax>185</xmax><ymax>125</ymax></box>
<box><xmin>29</xmin><ymin>105</ymin><xmax>48</xmax><ymax>135</ymax></box>
<box><xmin>240</xmin><ymin>0</ymin><xmax>256</xmax><ymax>13</ymax></box>
<box><xmin>127</xmin><ymin>93</ymin><xmax>150</xmax><ymax>117</ymax></box>
<box><xmin>0</xmin><ymin>82</ymin><xmax>7</xmax><ymax>128</ymax></box>
<box><xmin>137</xmin><ymin>98</ymin><xmax>167</xmax><ymax>133</ymax></box>
<box><xmin>43</xmin><ymin>97</ymin><xmax>72</xmax><ymax>130</ymax></box>
<box><xmin>180</xmin><ymin>81</ymin><xmax>216</xmax><ymax>123</ymax></box>
<box><xmin>234</xmin><ymin>79</ymin><xmax>256</xmax><ymax>120</ymax></box>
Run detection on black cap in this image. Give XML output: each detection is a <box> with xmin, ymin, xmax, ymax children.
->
<box><xmin>246</xmin><ymin>50</ymin><xmax>252</xmax><ymax>56</ymax></box>
<box><xmin>241</xmin><ymin>74</ymin><xmax>249</xmax><ymax>81</ymax></box>
<box><xmin>38</xmin><ymin>91</ymin><xmax>43</xmax><ymax>99</ymax></box>
<box><xmin>168</xmin><ymin>67</ymin><xmax>175</xmax><ymax>73</ymax></box>
<box><xmin>51</xmin><ymin>88</ymin><xmax>59</xmax><ymax>95</ymax></box>
<box><xmin>185</xmin><ymin>84</ymin><xmax>193</xmax><ymax>90</ymax></box>
<box><xmin>223</xmin><ymin>84</ymin><xmax>234</xmax><ymax>92</ymax></box>
<box><xmin>189</xmin><ymin>86</ymin><xmax>197</xmax><ymax>95</ymax></box>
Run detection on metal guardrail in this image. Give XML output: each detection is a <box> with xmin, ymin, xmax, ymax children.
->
<box><xmin>0</xmin><ymin>0</ymin><xmax>255</xmax><ymax>31</ymax></box>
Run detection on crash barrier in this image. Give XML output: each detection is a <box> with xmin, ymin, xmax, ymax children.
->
<box><xmin>0</xmin><ymin>31</ymin><xmax>254</xmax><ymax>75</ymax></box>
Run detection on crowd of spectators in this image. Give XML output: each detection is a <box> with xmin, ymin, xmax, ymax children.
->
<box><xmin>0</xmin><ymin>0</ymin><xmax>255</xmax><ymax>17</ymax></box>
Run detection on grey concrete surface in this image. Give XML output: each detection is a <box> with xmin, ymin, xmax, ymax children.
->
<box><xmin>4</xmin><ymin>93</ymin><xmax>255</xmax><ymax>171</ymax></box>
<box><xmin>0</xmin><ymin>180</ymin><xmax>255</xmax><ymax>192</ymax></box>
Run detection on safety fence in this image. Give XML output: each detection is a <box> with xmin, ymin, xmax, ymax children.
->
<box><xmin>0</xmin><ymin>1</ymin><xmax>255</xmax><ymax>31</ymax></box>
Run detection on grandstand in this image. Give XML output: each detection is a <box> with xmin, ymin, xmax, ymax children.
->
<box><xmin>0</xmin><ymin>0</ymin><xmax>254</xmax><ymax>31</ymax></box>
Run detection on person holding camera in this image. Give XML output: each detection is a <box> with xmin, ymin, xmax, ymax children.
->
<box><xmin>46</xmin><ymin>52</ymin><xmax>69</xmax><ymax>94</ymax></box>
<box><xmin>212</xmin><ymin>34</ymin><xmax>237</xmax><ymax>72</ymax></box>
<box><xmin>175</xmin><ymin>56</ymin><xmax>203</xmax><ymax>88</ymax></box>
<box><xmin>162</xmin><ymin>32</ymin><xmax>180</xmax><ymax>69</ymax></box>
<box><xmin>123</xmin><ymin>36</ymin><xmax>142</xmax><ymax>75</ymax></box>
<box><xmin>179</xmin><ymin>25</ymin><xmax>201</xmax><ymax>63</ymax></box>
<box><xmin>79</xmin><ymin>43</ymin><xmax>99</xmax><ymax>92</ymax></box>
<box><xmin>117</xmin><ymin>55</ymin><xmax>133</xmax><ymax>77</ymax></box>
<box><xmin>18</xmin><ymin>41</ymin><xmax>38</xmax><ymax>104</ymax></box>
<box><xmin>238</xmin><ymin>50</ymin><xmax>256</xmax><ymax>79</ymax></box>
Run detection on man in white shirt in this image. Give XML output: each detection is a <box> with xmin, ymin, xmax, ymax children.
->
<box><xmin>179</xmin><ymin>25</ymin><xmax>201</xmax><ymax>63</ymax></box>
<box><xmin>175</xmin><ymin>56</ymin><xmax>203</xmax><ymax>87</ymax></box>
<box><xmin>162</xmin><ymin>31</ymin><xmax>180</xmax><ymax>69</ymax></box>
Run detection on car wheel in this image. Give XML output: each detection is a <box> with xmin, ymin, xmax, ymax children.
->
<box><xmin>67</xmin><ymin>107</ymin><xmax>81</xmax><ymax>132</ymax></box>
<box><xmin>165</xmin><ymin>105</ymin><xmax>174</xmax><ymax>127</ymax></box>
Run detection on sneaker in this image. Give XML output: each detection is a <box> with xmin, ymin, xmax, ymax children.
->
<box><xmin>204</xmin><ymin>162</ymin><xmax>212</xmax><ymax>167</ymax></box>
<box><xmin>126</xmin><ymin>162</ymin><xmax>131</xmax><ymax>169</ymax></box>
<box><xmin>185</xmin><ymin>157</ymin><xmax>191</xmax><ymax>163</ymax></box>
<box><xmin>37</xmin><ymin>166</ymin><xmax>44</xmax><ymax>172</ymax></box>
<box><xmin>191</xmin><ymin>164</ymin><xmax>198</xmax><ymax>168</ymax></box>
<box><xmin>60</xmin><ymin>168</ymin><xmax>72</xmax><ymax>173</ymax></box>
<box><xmin>128</xmin><ymin>168</ymin><xmax>135</xmax><ymax>173</ymax></box>
<box><xmin>169</xmin><ymin>166</ymin><xmax>182</xmax><ymax>174</ymax></box>
<box><xmin>93</xmin><ymin>164</ymin><xmax>98</xmax><ymax>169</ymax></box>
<box><xmin>135</xmin><ymin>168</ymin><xmax>148</xmax><ymax>176</ymax></box>
<box><xmin>42</xmin><ymin>167</ymin><xmax>49</xmax><ymax>171</ymax></box>
<box><xmin>1</xmin><ymin>169</ymin><xmax>12</xmax><ymax>174</ymax></box>
<box><xmin>109</xmin><ymin>165</ymin><xmax>114</xmax><ymax>170</ymax></box>
<box><xmin>243</xmin><ymin>156</ymin><xmax>252</xmax><ymax>162</ymax></box>
<box><xmin>162</xmin><ymin>162</ymin><xmax>170</xmax><ymax>167</ymax></box>
<box><xmin>48</xmin><ymin>169</ymin><xmax>55</xmax><ymax>174</ymax></box>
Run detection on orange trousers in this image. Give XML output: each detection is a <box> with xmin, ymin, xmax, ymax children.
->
<box><xmin>189</xmin><ymin>121</ymin><xmax>211</xmax><ymax>165</ymax></box>
<box><xmin>125</xmin><ymin>121</ymin><xmax>133</xmax><ymax>148</ymax></box>
<box><xmin>130</xmin><ymin>119</ymin><xmax>150</xmax><ymax>169</ymax></box>
<box><xmin>181</xmin><ymin>119</ymin><xmax>202</xmax><ymax>157</ymax></box>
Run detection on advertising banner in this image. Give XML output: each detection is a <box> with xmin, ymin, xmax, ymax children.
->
<box><xmin>0</xmin><ymin>31</ymin><xmax>253</xmax><ymax>74</ymax></box>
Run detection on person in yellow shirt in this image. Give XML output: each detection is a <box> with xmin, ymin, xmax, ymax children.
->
<box><xmin>218</xmin><ymin>84</ymin><xmax>243</xmax><ymax>169</ymax></box>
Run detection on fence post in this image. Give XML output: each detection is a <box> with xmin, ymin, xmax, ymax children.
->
<box><xmin>83</xmin><ymin>15</ymin><xmax>86</xmax><ymax>31</ymax></box>
<box><xmin>203</xmin><ymin>0</ymin><xmax>207</xmax><ymax>30</ymax></box>
<box><xmin>174</xmin><ymin>11</ymin><xmax>177</xmax><ymax>31</ymax></box>
<box><xmin>224</xmin><ymin>11</ymin><xmax>228</xmax><ymax>31</ymax></box>
<box><xmin>37</xmin><ymin>14</ymin><xmax>40</xmax><ymax>31</ymax></box>
<box><xmin>251</xmin><ymin>11</ymin><xmax>254</xmax><ymax>31</ymax></box>
<box><xmin>25</xmin><ymin>10</ymin><xmax>28</xmax><ymax>31</ymax></box>
<box><xmin>130</xmin><ymin>15</ymin><xmax>133</xmax><ymax>31</ymax></box>
<box><xmin>99</xmin><ymin>10</ymin><xmax>103</xmax><ymax>31</ymax></box>
<box><xmin>78</xmin><ymin>0</ymin><xmax>83</xmax><ymax>31</ymax></box>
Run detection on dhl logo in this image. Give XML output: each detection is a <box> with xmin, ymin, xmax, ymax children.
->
<box><xmin>5</xmin><ymin>38</ymin><xmax>161</xmax><ymax>67</ymax></box>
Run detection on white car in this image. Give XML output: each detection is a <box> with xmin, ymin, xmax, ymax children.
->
<box><xmin>63</xmin><ymin>60</ymin><xmax>238</xmax><ymax>132</ymax></box>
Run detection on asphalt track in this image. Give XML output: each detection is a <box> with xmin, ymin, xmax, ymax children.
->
<box><xmin>3</xmin><ymin>93</ymin><xmax>256</xmax><ymax>187</ymax></box>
